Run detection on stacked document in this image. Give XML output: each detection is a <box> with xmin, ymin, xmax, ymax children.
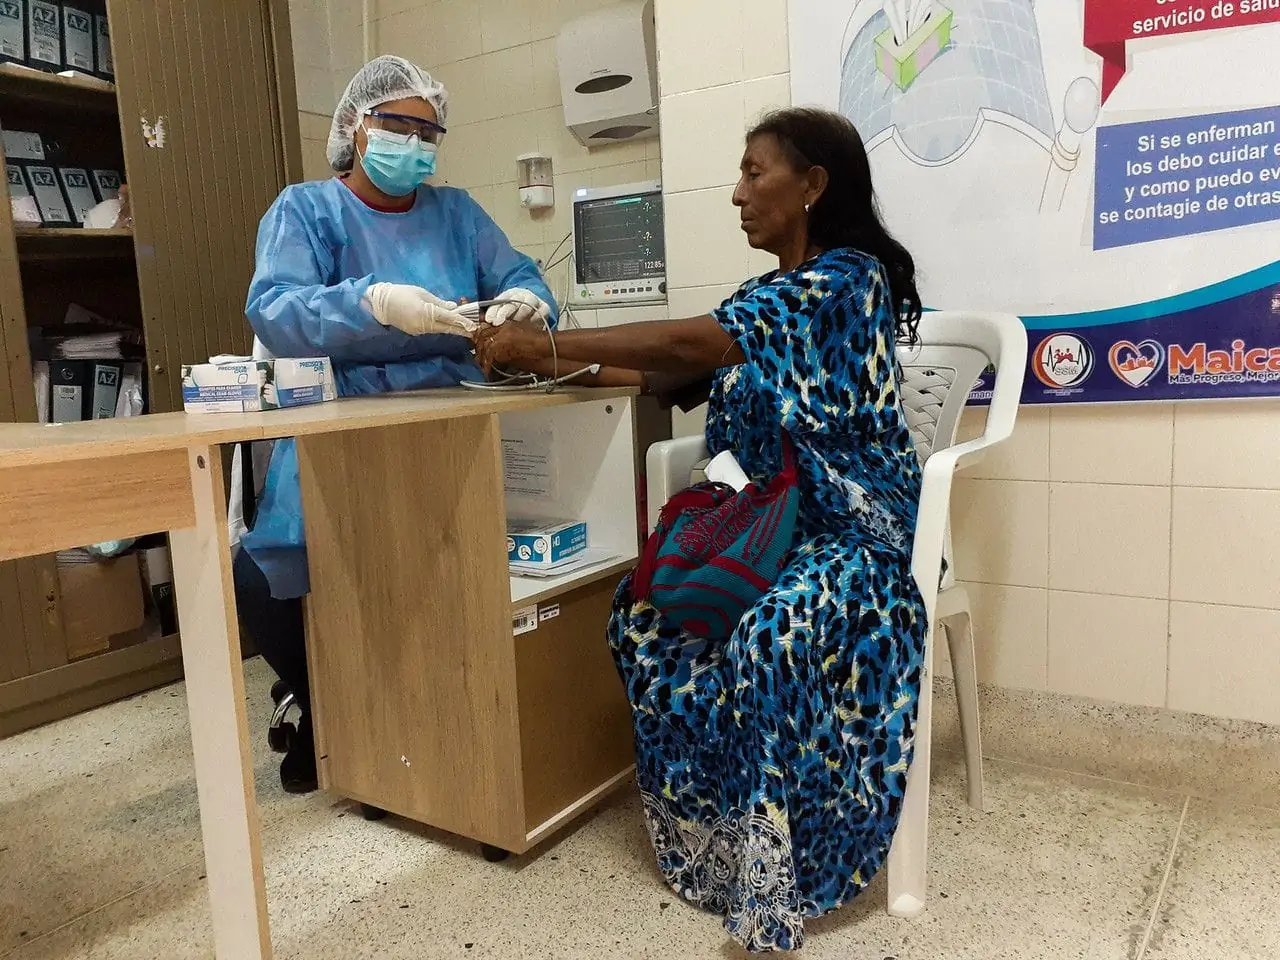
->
<box><xmin>53</xmin><ymin>332</ymin><xmax>126</xmax><ymax>359</ymax></box>
<box><xmin>509</xmin><ymin>548</ymin><xmax>621</xmax><ymax>580</ymax></box>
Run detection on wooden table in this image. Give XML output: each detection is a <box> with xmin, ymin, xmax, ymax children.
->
<box><xmin>0</xmin><ymin>387</ymin><xmax>639</xmax><ymax>960</ymax></box>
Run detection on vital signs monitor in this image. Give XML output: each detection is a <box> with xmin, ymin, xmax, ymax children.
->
<box><xmin>568</xmin><ymin>180</ymin><xmax>666</xmax><ymax>309</ymax></box>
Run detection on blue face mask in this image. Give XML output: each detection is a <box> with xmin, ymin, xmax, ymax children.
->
<box><xmin>359</xmin><ymin>129</ymin><xmax>438</xmax><ymax>197</ymax></box>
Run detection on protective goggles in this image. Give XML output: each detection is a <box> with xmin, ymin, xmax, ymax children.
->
<box><xmin>363</xmin><ymin>109</ymin><xmax>447</xmax><ymax>145</ymax></box>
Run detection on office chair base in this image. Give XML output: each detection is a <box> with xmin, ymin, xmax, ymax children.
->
<box><xmin>268</xmin><ymin>689</ymin><xmax>299</xmax><ymax>755</ymax></box>
<box><xmin>267</xmin><ymin>721</ymin><xmax>296</xmax><ymax>754</ymax></box>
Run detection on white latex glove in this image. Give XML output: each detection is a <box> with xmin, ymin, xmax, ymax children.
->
<box><xmin>363</xmin><ymin>282</ymin><xmax>478</xmax><ymax>337</ymax></box>
<box><xmin>487</xmin><ymin>287</ymin><xmax>552</xmax><ymax>327</ymax></box>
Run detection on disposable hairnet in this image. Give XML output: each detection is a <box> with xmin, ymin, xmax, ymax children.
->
<box><xmin>326</xmin><ymin>55</ymin><xmax>449</xmax><ymax>173</ymax></box>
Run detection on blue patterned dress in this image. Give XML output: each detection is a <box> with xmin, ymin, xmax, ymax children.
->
<box><xmin>607</xmin><ymin>248</ymin><xmax>928</xmax><ymax>952</ymax></box>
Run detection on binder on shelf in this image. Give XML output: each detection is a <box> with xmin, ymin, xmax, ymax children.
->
<box><xmin>92</xmin><ymin>10</ymin><xmax>109</xmax><ymax>80</ymax></box>
<box><xmin>61</xmin><ymin>4</ymin><xmax>93</xmax><ymax>73</ymax></box>
<box><xmin>89</xmin><ymin>361</ymin><xmax>121</xmax><ymax>419</ymax></box>
<box><xmin>115</xmin><ymin>361</ymin><xmax>142</xmax><ymax>418</ymax></box>
<box><xmin>25</xmin><ymin>0</ymin><xmax>60</xmax><ymax>72</ymax></box>
<box><xmin>90</xmin><ymin>168</ymin><xmax>121</xmax><ymax>203</ymax></box>
<box><xmin>7</xmin><ymin>163</ymin><xmax>40</xmax><ymax>224</ymax></box>
<box><xmin>0</xmin><ymin>0</ymin><xmax>26</xmax><ymax>65</ymax></box>
<box><xmin>49</xmin><ymin>359</ymin><xmax>87</xmax><ymax>422</ymax></box>
<box><xmin>2</xmin><ymin>129</ymin><xmax>45</xmax><ymax>162</ymax></box>
<box><xmin>25</xmin><ymin>164</ymin><xmax>72</xmax><ymax>225</ymax></box>
<box><xmin>57</xmin><ymin>166</ymin><xmax>97</xmax><ymax>224</ymax></box>
<box><xmin>33</xmin><ymin>359</ymin><xmax>49</xmax><ymax>424</ymax></box>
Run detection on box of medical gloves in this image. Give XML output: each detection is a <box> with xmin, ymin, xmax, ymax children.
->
<box><xmin>181</xmin><ymin>357</ymin><xmax>337</xmax><ymax>413</ymax></box>
<box><xmin>507</xmin><ymin>519</ymin><xmax>588</xmax><ymax>570</ymax></box>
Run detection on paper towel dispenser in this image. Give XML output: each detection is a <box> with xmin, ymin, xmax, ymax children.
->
<box><xmin>556</xmin><ymin>0</ymin><xmax>659</xmax><ymax>146</ymax></box>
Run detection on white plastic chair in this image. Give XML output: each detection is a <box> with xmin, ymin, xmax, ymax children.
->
<box><xmin>644</xmin><ymin>310</ymin><xmax>1027</xmax><ymax>918</ymax></box>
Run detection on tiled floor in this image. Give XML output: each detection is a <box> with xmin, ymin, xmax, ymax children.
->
<box><xmin>1</xmin><ymin>659</ymin><xmax>1277</xmax><ymax>959</ymax></box>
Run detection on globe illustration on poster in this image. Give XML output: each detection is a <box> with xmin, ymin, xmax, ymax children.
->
<box><xmin>838</xmin><ymin>0</ymin><xmax>1100</xmax><ymax>214</ymax></box>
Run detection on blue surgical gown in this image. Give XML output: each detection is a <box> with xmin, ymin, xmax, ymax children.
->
<box><xmin>241</xmin><ymin>177</ymin><xmax>557</xmax><ymax>599</ymax></box>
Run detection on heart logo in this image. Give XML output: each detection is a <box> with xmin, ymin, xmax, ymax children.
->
<box><xmin>1108</xmin><ymin>339</ymin><xmax>1164</xmax><ymax>388</ymax></box>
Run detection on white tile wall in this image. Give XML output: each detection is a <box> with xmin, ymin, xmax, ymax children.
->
<box><xmin>479</xmin><ymin>0</ymin><xmax>533</xmax><ymax>53</ymax></box>
<box><xmin>957</xmin><ymin>406</ymin><xmax>1050</xmax><ymax>482</ymax></box>
<box><xmin>1173</xmin><ymin>400</ymin><xmax>1280</xmax><ymax>490</ymax></box>
<box><xmin>964</xmin><ymin>582</ymin><xmax>1050</xmax><ymax>691</ymax></box>
<box><xmin>654</xmin><ymin>0</ymin><xmax>791</xmax><ymax>96</ymax></box>
<box><xmin>1050</xmin><ymin>404</ymin><xmax>1175</xmax><ymax>486</ymax></box>
<box><xmin>1169</xmin><ymin>601</ymin><xmax>1280</xmax><ymax>725</ymax></box>
<box><xmin>290</xmin><ymin>0</ymin><xmax>332</xmax><ymax>72</ymax></box>
<box><xmin>940</xmin><ymin>392</ymin><xmax>1280</xmax><ymax>720</ymax></box>
<box><xmin>663</xmin><ymin>187</ymin><xmax>745</xmax><ymax>289</ymax></box>
<box><xmin>298</xmin><ymin>112</ymin><xmax>334</xmax><ymax>181</ymax></box>
<box><xmin>742</xmin><ymin>74</ymin><xmax>792</xmax><ymax>127</ymax></box>
<box><xmin>429</xmin><ymin>1</ymin><xmax>484</xmax><ymax>63</ymax></box>
<box><xmin>660</xmin><ymin>85</ymin><xmax>748</xmax><ymax>193</ymax></box>
<box><xmin>1047</xmin><ymin>592</ymin><xmax>1168</xmax><ymax>708</ymax></box>
<box><xmin>667</xmin><ymin>285</ymin><xmax>738</xmax><ymax>317</ymax></box>
<box><xmin>1048</xmin><ymin>483</ymin><xmax>1171</xmax><ymax>600</ymax></box>
<box><xmin>1170</xmin><ymin>487</ymin><xmax>1280</xmax><ymax>609</ymax></box>
<box><xmin>950</xmin><ymin>479</ymin><xmax>1049</xmax><ymax>589</ymax></box>
<box><xmin>655</xmin><ymin>0</ymin><xmax>742</xmax><ymax>97</ymax></box>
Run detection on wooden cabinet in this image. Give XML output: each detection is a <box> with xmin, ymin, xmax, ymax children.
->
<box><xmin>0</xmin><ymin>0</ymin><xmax>301</xmax><ymax>735</ymax></box>
<box><xmin>301</xmin><ymin>398</ymin><xmax>640</xmax><ymax>853</ymax></box>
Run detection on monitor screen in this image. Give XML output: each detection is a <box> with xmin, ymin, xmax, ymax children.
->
<box><xmin>574</xmin><ymin>190</ymin><xmax>665</xmax><ymax>285</ymax></box>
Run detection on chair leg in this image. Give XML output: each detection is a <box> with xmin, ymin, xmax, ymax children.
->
<box><xmin>944</xmin><ymin>610</ymin><xmax>985</xmax><ymax>812</ymax></box>
<box><xmin>887</xmin><ymin>626</ymin><xmax>934</xmax><ymax>919</ymax></box>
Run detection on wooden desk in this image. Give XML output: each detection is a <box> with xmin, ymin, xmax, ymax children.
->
<box><xmin>0</xmin><ymin>387</ymin><xmax>639</xmax><ymax>960</ymax></box>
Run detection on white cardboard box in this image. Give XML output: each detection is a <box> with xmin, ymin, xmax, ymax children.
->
<box><xmin>181</xmin><ymin>357</ymin><xmax>337</xmax><ymax>414</ymax></box>
<box><xmin>506</xmin><ymin>518</ymin><xmax>588</xmax><ymax>569</ymax></box>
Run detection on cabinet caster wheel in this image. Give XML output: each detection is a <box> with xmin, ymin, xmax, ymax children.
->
<box><xmin>480</xmin><ymin>844</ymin><xmax>509</xmax><ymax>863</ymax></box>
<box><xmin>267</xmin><ymin>720</ymin><xmax>296</xmax><ymax>754</ymax></box>
<box><xmin>361</xmin><ymin>804</ymin><xmax>388</xmax><ymax>821</ymax></box>
<box><xmin>270</xmin><ymin>680</ymin><xmax>290</xmax><ymax>705</ymax></box>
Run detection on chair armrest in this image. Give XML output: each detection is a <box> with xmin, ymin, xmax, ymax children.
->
<box><xmin>911</xmin><ymin>446</ymin><xmax>965</xmax><ymax>618</ymax></box>
<box><xmin>947</xmin><ymin>434</ymin><xmax>1007</xmax><ymax>473</ymax></box>
<box><xmin>646</xmin><ymin>436</ymin><xmax>709</xmax><ymax>531</ymax></box>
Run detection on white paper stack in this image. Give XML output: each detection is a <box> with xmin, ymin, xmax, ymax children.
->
<box><xmin>509</xmin><ymin>548</ymin><xmax>621</xmax><ymax>580</ymax></box>
<box><xmin>54</xmin><ymin>332</ymin><xmax>125</xmax><ymax>359</ymax></box>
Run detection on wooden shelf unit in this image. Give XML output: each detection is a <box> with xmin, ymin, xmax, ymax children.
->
<box><xmin>15</xmin><ymin>226</ymin><xmax>136</xmax><ymax>262</ymax></box>
<box><xmin>0</xmin><ymin>0</ymin><xmax>303</xmax><ymax>736</ymax></box>
<box><xmin>15</xmin><ymin>226</ymin><xmax>133</xmax><ymax>237</ymax></box>
<box><xmin>0</xmin><ymin>63</ymin><xmax>118</xmax><ymax>111</ymax></box>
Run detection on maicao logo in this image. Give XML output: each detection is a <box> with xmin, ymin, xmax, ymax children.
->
<box><xmin>1108</xmin><ymin>339</ymin><xmax>1164</xmax><ymax>388</ymax></box>
<box><xmin>1167</xmin><ymin>338</ymin><xmax>1280</xmax><ymax>386</ymax></box>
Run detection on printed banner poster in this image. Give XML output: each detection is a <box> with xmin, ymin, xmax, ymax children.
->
<box><xmin>788</xmin><ymin>0</ymin><xmax>1280</xmax><ymax>403</ymax></box>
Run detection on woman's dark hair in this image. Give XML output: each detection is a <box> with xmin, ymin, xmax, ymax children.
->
<box><xmin>748</xmin><ymin>107</ymin><xmax>922</xmax><ymax>343</ymax></box>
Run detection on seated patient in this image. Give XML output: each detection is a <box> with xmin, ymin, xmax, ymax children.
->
<box><xmin>236</xmin><ymin>55</ymin><xmax>556</xmax><ymax>794</ymax></box>
<box><xmin>475</xmin><ymin>107</ymin><xmax>927</xmax><ymax>953</ymax></box>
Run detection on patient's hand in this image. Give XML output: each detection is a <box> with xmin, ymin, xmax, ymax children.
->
<box><xmin>474</xmin><ymin>319</ymin><xmax>548</xmax><ymax>375</ymax></box>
